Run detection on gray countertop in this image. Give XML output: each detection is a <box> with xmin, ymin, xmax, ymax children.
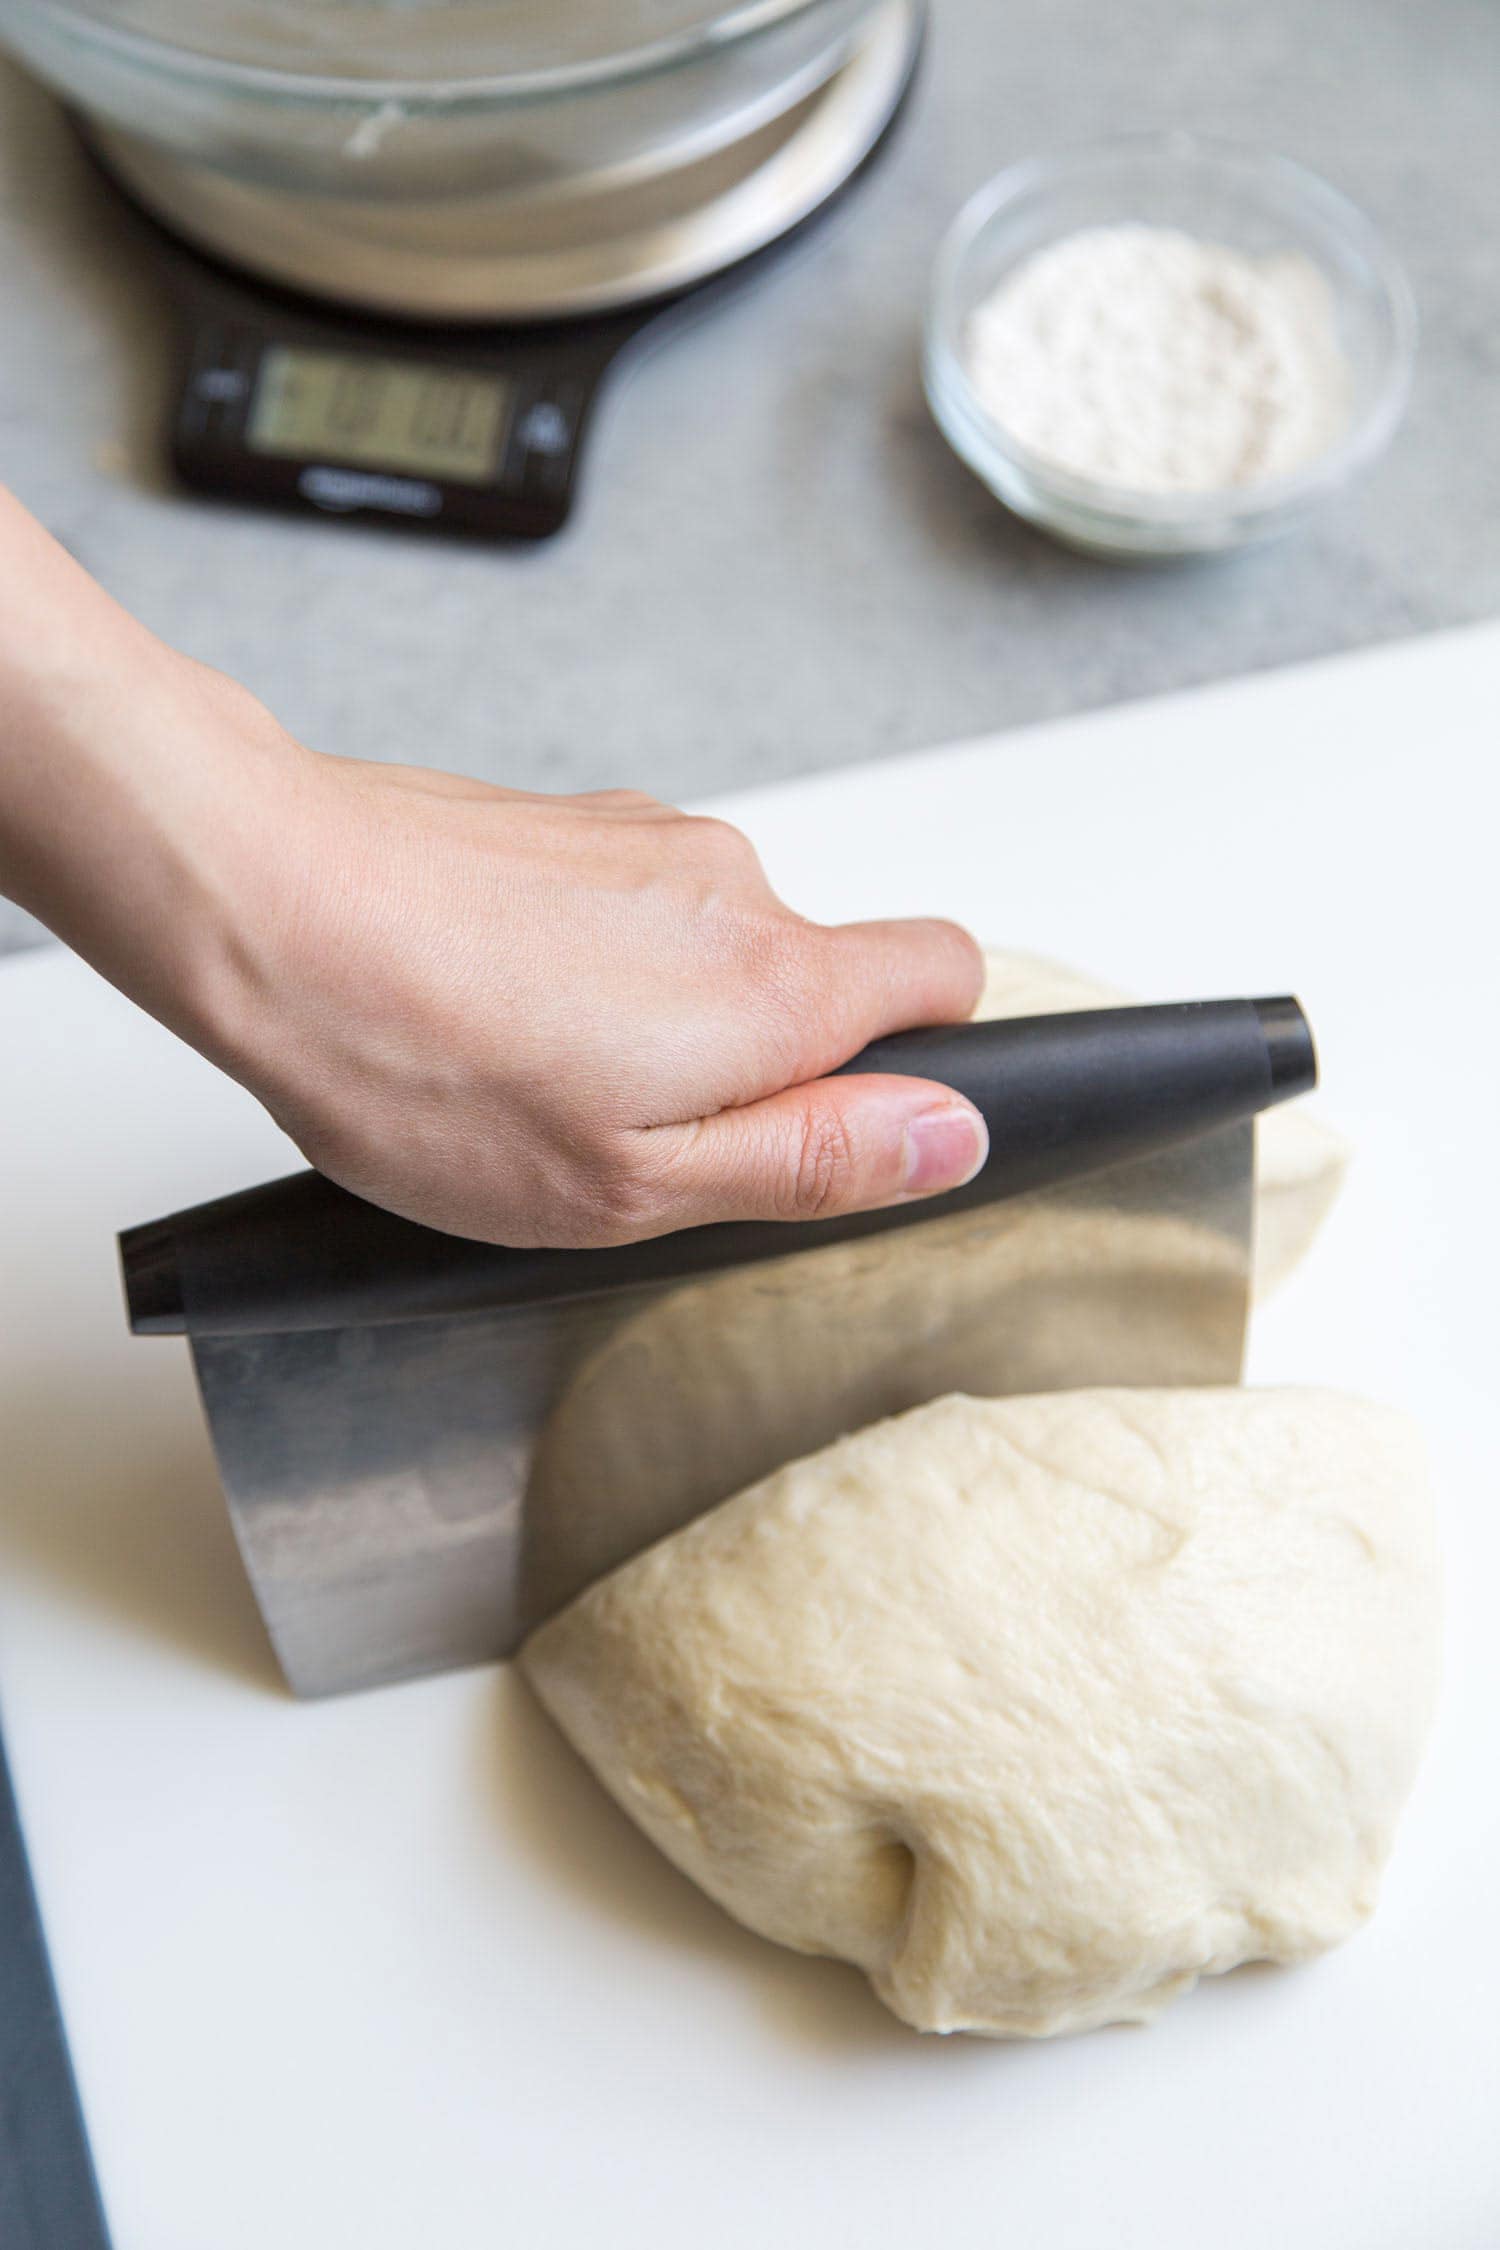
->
<box><xmin>2</xmin><ymin>0</ymin><xmax>1497</xmax><ymax>959</ymax></box>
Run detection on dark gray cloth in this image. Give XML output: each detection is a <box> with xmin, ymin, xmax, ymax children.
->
<box><xmin>0</xmin><ymin>1711</ymin><xmax>112</xmax><ymax>2250</ymax></box>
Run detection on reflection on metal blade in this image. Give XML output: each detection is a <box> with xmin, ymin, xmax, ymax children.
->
<box><xmin>192</xmin><ymin>1121</ymin><xmax>1252</xmax><ymax>1696</ymax></box>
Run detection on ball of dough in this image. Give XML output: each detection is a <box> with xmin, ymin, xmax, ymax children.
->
<box><xmin>522</xmin><ymin>1388</ymin><xmax>1439</xmax><ymax>2039</ymax></box>
<box><xmin>973</xmin><ymin>948</ymin><xmax>1350</xmax><ymax>1296</ymax></box>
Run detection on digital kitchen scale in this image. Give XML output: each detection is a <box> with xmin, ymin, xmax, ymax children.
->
<box><xmin>89</xmin><ymin>0</ymin><xmax>922</xmax><ymax>543</ymax></box>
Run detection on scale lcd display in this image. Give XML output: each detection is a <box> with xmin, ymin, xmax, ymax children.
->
<box><xmin>247</xmin><ymin>348</ymin><xmax>509</xmax><ymax>485</ymax></box>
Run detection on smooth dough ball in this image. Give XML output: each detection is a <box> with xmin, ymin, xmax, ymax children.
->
<box><xmin>974</xmin><ymin>948</ymin><xmax>1351</xmax><ymax>1296</ymax></box>
<box><xmin>522</xmin><ymin>1387</ymin><xmax>1439</xmax><ymax>2039</ymax></box>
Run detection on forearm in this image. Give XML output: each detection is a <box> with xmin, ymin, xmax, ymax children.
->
<box><xmin>0</xmin><ymin>487</ymin><xmax>290</xmax><ymax>1050</ymax></box>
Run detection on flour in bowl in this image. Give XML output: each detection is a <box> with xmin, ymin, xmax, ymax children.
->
<box><xmin>965</xmin><ymin>224</ymin><xmax>1351</xmax><ymax>494</ymax></box>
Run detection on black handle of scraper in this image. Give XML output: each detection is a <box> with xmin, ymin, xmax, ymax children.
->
<box><xmin>120</xmin><ymin>997</ymin><xmax>1315</xmax><ymax>1338</ymax></box>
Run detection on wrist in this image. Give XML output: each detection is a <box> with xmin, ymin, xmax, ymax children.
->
<box><xmin>0</xmin><ymin>488</ymin><xmax>304</xmax><ymax>1060</ymax></box>
<box><xmin>2</xmin><ymin>610</ymin><xmax>308</xmax><ymax>1060</ymax></box>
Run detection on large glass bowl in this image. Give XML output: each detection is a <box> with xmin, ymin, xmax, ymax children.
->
<box><xmin>924</xmin><ymin>134</ymin><xmax>1417</xmax><ymax>560</ymax></box>
<box><xmin>0</xmin><ymin>0</ymin><xmax>878</xmax><ymax>202</ymax></box>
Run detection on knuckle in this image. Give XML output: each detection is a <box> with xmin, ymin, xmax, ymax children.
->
<box><xmin>738</xmin><ymin>912</ymin><xmax>829</xmax><ymax>1015</ymax></box>
<box><xmin>684</xmin><ymin>812</ymin><xmax>759</xmax><ymax>866</ymax></box>
<box><xmin>785</xmin><ymin>1103</ymin><xmax>860</xmax><ymax>1220</ymax></box>
<box><xmin>754</xmin><ymin>920</ymin><xmax>862</xmax><ymax>1070</ymax></box>
<box><xmin>566</xmin><ymin>1140</ymin><xmax>665</xmax><ymax>1245</ymax></box>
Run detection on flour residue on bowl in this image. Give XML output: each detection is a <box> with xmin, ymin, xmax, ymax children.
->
<box><xmin>964</xmin><ymin>224</ymin><xmax>1352</xmax><ymax>495</ymax></box>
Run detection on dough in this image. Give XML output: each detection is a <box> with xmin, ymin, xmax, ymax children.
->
<box><xmin>524</xmin><ymin>1158</ymin><xmax>1245</xmax><ymax>1621</ymax></box>
<box><xmin>522</xmin><ymin>1387</ymin><xmax>1439</xmax><ymax>2038</ymax></box>
<box><xmin>974</xmin><ymin>949</ymin><xmax>1350</xmax><ymax>1296</ymax></box>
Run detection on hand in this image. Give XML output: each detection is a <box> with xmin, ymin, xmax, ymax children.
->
<box><xmin>193</xmin><ymin>726</ymin><xmax>988</xmax><ymax>1247</ymax></box>
<box><xmin>0</xmin><ymin>488</ymin><xmax>986</xmax><ymax>1247</ymax></box>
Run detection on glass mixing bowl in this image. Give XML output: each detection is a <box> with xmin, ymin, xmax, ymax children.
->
<box><xmin>0</xmin><ymin>0</ymin><xmax>878</xmax><ymax>203</ymax></box>
<box><xmin>924</xmin><ymin>134</ymin><xmax>1417</xmax><ymax>560</ymax></box>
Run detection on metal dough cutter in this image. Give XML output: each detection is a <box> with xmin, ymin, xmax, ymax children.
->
<box><xmin>120</xmin><ymin>1000</ymin><xmax>1315</xmax><ymax>1696</ymax></box>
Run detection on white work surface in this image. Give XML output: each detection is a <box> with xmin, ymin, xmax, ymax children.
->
<box><xmin>2</xmin><ymin>627</ymin><xmax>1498</xmax><ymax>2250</ymax></box>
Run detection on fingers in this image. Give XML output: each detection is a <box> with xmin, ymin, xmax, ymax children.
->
<box><xmin>582</xmin><ymin>913</ymin><xmax>988</xmax><ymax>1241</ymax></box>
<box><xmin>817</xmin><ymin>916</ymin><xmax>986</xmax><ymax>1059</ymax></box>
<box><xmin>635</xmin><ymin>1071</ymin><xmax>989</xmax><ymax>1233</ymax></box>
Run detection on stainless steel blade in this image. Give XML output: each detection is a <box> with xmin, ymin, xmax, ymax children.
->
<box><xmin>191</xmin><ymin>1121</ymin><xmax>1253</xmax><ymax>1697</ymax></box>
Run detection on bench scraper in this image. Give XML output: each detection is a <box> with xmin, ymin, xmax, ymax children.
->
<box><xmin>119</xmin><ymin>998</ymin><xmax>1315</xmax><ymax>1697</ymax></box>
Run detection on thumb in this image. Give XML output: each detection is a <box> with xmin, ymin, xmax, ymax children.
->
<box><xmin>645</xmin><ymin>1073</ymin><xmax>989</xmax><ymax>1229</ymax></box>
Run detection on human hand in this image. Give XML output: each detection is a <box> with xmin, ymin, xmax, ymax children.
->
<box><xmin>0</xmin><ymin>490</ymin><xmax>985</xmax><ymax>1247</ymax></box>
<box><xmin>193</xmin><ymin>730</ymin><xmax>987</xmax><ymax>1246</ymax></box>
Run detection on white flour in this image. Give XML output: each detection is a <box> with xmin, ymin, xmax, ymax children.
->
<box><xmin>965</xmin><ymin>224</ymin><xmax>1351</xmax><ymax>494</ymax></box>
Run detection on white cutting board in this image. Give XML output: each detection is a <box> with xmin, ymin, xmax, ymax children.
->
<box><xmin>2</xmin><ymin>626</ymin><xmax>1498</xmax><ymax>2250</ymax></box>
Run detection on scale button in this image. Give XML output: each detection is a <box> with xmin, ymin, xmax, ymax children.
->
<box><xmin>194</xmin><ymin>366</ymin><xmax>251</xmax><ymax>403</ymax></box>
<box><xmin>518</xmin><ymin>401</ymin><xmax>571</xmax><ymax>457</ymax></box>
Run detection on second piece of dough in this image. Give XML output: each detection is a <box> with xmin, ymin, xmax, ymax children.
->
<box><xmin>974</xmin><ymin>948</ymin><xmax>1349</xmax><ymax>1294</ymax></box>
<box><xmin>523</xmin><ymin>1386</ymin><xmax>1439</xmax><ymax>2039</ymax></box>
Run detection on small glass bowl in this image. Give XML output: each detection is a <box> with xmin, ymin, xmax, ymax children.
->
<box><xmin>923</xmin><ymin>134</ymin><xmax>1417</xmax><ymax>560</ymax></box>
